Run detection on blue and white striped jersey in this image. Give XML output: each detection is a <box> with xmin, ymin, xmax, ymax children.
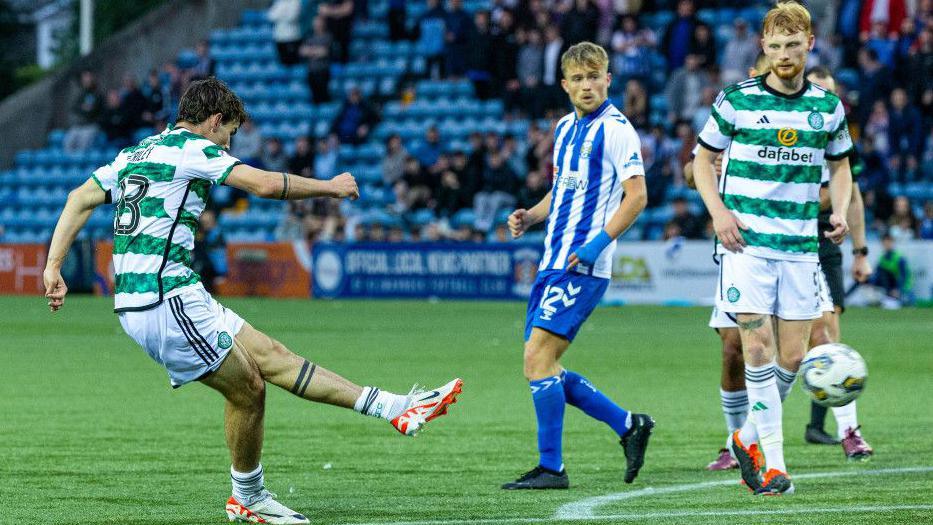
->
<box><xmin>538</xmin><ymin>100</ymin><xmax>645</xmax><ymax>278</ymax></box>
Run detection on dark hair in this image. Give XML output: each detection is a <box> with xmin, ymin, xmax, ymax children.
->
<box><xmin>177</xmin><ymin>77</ymin><xmax>247</xmax><ymax>126</ymax></box>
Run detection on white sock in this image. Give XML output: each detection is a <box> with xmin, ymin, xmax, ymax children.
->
<box><xmin>720</xmin><ymin>389</ymin><xmax>748</xmax><ymax>433</ymax></box>
<box><xmin>354</xmin><ymin>386</ymin><xmax>409</xmax><ymax>420</ymax></box>
<box><xmin>773</xmin><ymin>364</ymin><xmax>797</xmax><ymax>402</ymax></box>
<box><xmin>231</xmin><ymin>464</ymin><xmax>264</xmax><ymax>505</ymax></box>
<box><xmin>832</xmin><ymin>401</ymin><xmax>859</xmax><ymax>440</ymax></box>
<box><xmin>744</xmin><ymin>362</ymin><xmax>786</xmax><ymax>473</ymax></box>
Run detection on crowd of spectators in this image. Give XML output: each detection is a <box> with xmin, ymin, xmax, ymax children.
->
<box><xmin>63</xmin><ymin>0</ymin><xmax>933</xmax><ymax>245</ymax></box>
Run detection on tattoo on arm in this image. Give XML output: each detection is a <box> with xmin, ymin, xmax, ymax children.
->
<box><xmin>738</xmin><ymin>316</ymin><xmax>765</xmax><ymax>331</ymax></box>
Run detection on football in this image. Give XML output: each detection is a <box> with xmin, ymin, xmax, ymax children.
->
<box><xmin>798</xmin><ymin>343</ymin><xmax>868</xmax><ymax>407</ymax></box>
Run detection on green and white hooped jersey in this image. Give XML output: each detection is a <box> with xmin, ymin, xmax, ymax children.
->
<box><xmin>91</xmin><ymin>126</ymin><xmax>242</xmax><ymax>312</ymax></box>
<box><xmin>698</xmin><ymin>74</ymin><xmax>853</xmax><ymax>262</ymax></box>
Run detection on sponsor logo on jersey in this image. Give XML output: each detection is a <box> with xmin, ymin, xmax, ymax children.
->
<box><xmin>557</xmin><ymin>172</ymin><xmax>588</xmax><ymax>191</ymax></box>
<box><xmin>756</xmin><ymin>146</ymin><xmax>813</xmax><ymax>163</ymax></box>
<box><xmin>757</xmin><ymin>115</ymin><xmax>771</xmax><ymax>125</ymax></box>
<box><xmin>777</xmin><ymin>127</ymin><xmax>799</xmax><ymax>147</ymax></box>
<box><xmin>623</xmin><ymin>152</ymin><xmax>642</xmax><ymax>168</ymax></box>
<box><xmin>808</xmin><ymin>110</ymin><xmax>824</xmax><ymax>130</ymax></box>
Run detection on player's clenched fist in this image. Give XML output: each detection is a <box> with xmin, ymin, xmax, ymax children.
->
<box><xmin>330</xmin><ymin>172</ymin><xmax>359</xmax><ymax>200</ymax></box>
<box><xmin>43</xmin><ymin>267</ymin><xmax>67</xmax><ymax>312</ymax></box>
<box><xmin>508</xmin><ymin>209</ymin><xmax>529</xmax><ymax>238</ymax></box>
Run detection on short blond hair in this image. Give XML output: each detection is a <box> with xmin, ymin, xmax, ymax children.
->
<box><xmin>762</xmin><ymin>1</ymin><xmax>811</xmax><ymax>37</ymax></box>
<box><xmin>561</xmin><ymin>41</ymin><xmax>609</xmax><ymax>76</ymax></box>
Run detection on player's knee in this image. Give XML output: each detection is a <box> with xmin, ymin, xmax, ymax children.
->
<box><xmin>231</xmin><ymin>367</ymin><xmax>266</xmax><ymax>410</ymax></box>
<box><xmin>522</xmin><ymin>344</ymin><xmax>554</xmax><ymax>380</ymax></box>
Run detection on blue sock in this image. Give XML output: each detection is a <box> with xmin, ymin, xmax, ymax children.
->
<box><xmin>562</xmin><ymin>370</ymin><xmax>631</xmax><ymax>437</ymax></box>
<box><xmin>529</xmin><ymin>375</ymin><xmax>566</xmax><ymax>472</ymax></box>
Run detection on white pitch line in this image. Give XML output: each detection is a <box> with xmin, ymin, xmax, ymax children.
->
<box><xmin>554</xmin><ymin>465</ymin><xmax>933</xmax><ymax>520</ymax></box>
<box><xmin>339</xmin><ymin>466</ymin><xmax>933</xmax><ymax>525</ymax></box>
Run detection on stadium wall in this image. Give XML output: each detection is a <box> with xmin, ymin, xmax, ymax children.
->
<box><xmin>0</xmin><ymin>0</ymin><xmax>267</xmax><ymax>168</ymax></box>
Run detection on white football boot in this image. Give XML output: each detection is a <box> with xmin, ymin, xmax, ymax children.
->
<box><xmin>391</xmin><ymin>378</ymin><xmax>463</xmax><ymax>436</ymax></box>
<box><xmin>225</xmin><ymin>490</ymin><xmax>310</xmax><ymax>524</ymax></box>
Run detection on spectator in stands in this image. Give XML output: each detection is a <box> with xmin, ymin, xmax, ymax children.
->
<box><xmin>449</xmin><ymin>149</ymin><xmax>477</xmax><ymax>202</ymax></box>
<box><xmin>871</xmin><ymin>232</ymin><xmax>913</xmax><ymax>307</ymax></box>
<box><xmin>412</xmin><ymin>126</ymin><xmax>443</xmax><ymax>168</ymax></box>
<box><xmin>919</xmin><ymin>201</ymin><xmax>933</xmax><ymax>239</ymax></box>
<box><xmin>865</xmin><ymin>20</ymin><xmax>898</xmax><ymax>68</ymax></box>
<box><xmin>331</xmin><ymin>87</ymin><xmax>379</xmax><ymax>144</ymax></box>
<box><xmin>903</xmin><ymin>27</ymin><xmax>931</xmax><ymax>104</ymax></box>
<box><xmin>864</xmin><ymin>99</ymin><xmax>891</xmax><ymax>157</ymax></box>
<box><xmin>435</xmin><ymin>164</ymin><xmax>467</xmax><ymax>218</ymax></box>
<box><xmin>230</xmin><ymin>118</ymin><xmax>263</xmax><ymax>165</ymax></box>
<box><xmin>610</xmin><ymin>14</ymin><xmax>656</xmax><ymax>82</ymax></box>
<box><xmin>64</xmin><ymin>70</ymin><xmax>102</xmax><ymax>153</ymax></box>
<box><xmin>721</xmin><ymin>18</ymin><xmax>759</xmax><ymax>85</ymax></box>
<box><xmin>856</xmin><ymin>47</ymin><xmax>894</xmax><ymax>127</ymax></box>
<box><xmin>473</xmin><ymin>149</ymin><xmax>518</xmax><ymax>232</ymax></box>
<box><xmin>300</xmin><ymin>16</ymin><xmax>333</xmax><ymax>104</ymax></box>
<box><xmin>465</xmin><ymin>10</ymin><xmax>495</xmax><ymax>99</ymax></box>
<box><xmin>261</xmin><ymin>137</ymin><xmax>288</xmax><ymax>173</ymax></box>
<box><xmin>691</xmin><ymin>86</ymin><xmax>716</xmax><ymax>134</ymax></box>
<box><xmin>888</xmin><ymin>87</ymin><xmax>924</xmax><ymax>182</ymax></box>
<box><xmin>502</xmin><ymin>134</ymin><xmax>526</xmax><ymax>177</ymax></box>
<box><xmin>141</xmin><ymin>69</ymin><xmax>168</xmax><ymax>126</ymax></box>
<box><xmin>560</xmin><ymin>0</ymin><xmax>600</xmax><ymax>48</ymax></box>
<box><xmin>382</xmin><ymin>134</ymin><xmax>408</xmax><ymax>186</ymax></box>
<box><xmin>268</xmin><ymin>0</ymin><xmax>303</xmax><ymax>66</ymax></box>
<box><xmin>99</xmin><ymin>89</ymin><xmax>133</xmax><ymax>145</ymax></box>
<box><xmin>190</xmin><ymin>39</ymin><xmax>215</xmax><ymax>80</ymax></box>
<box><xmin>662</xmin><ymin>0</ymin><xmax>699</xmax><ymax>73</ymax></box>
<box><xmin>669</xmin><ymin>196</ymin><xmax>704</xmax><ymax>239</ymax></box>
<box><xmin>516</xmin><ymin>28</ymin><xmax>545</xmax><ymax>117</ymax></box>
<box><xmin>414</xmin><ymin>0</ymin><xmax>449</xmax><ymax>79</ymax></box>
<box><xmin>388</xmin><ymin>0</ymin><xmax>408</xmax><ymax>41</ymax></box>
<box><xmin>541</xmin><ymin>25</ymin><xmax>566</xmax><ymax>114</ymax></box>
<box><xmin>119</xmin><ymin>73</ymin><xmax>147</xmax><ymax>133</ymax></box>
<box><xmin>314</xmin><ymin>133</ymin><xmax>340</xmax><ymax>180</ymax></box>
<box><xmin>859</xmin><ymin>0</ymin><xmax>908</xmax><ymax>42</ymax></box>
<box><xmin>517</xmin><ymin>164</ymin><xmax>550</xmax><ymax>210</ymax></box>
<box><xmin>445</xmin><ymin>0</ymin><xmax>474</xmax><ymax>78</ymax></box>
<box><xmin>192</xmin><ymin>209</ymin><xmax>227</xmax><ymax>294</ymax></box>
<box><xmin>623</xmin><ymin>78</ymin><xmax>648</xmax><ymax>130</ymax></box>
<box><xmin>888</xmin><ymin>195</ymin><xmax>919</xmax><ymax>240</ymax></box>
<box><xmin>491</xmin><ymin>9</ymin><xmax>520</xmax><ymax>101</ymax></box>
<box><xmin>691</xmin><ymin>23</ymin><xmax>716</xmax><ymax>68</ymax></box>
<box><xmin>288</xmin><ymin>136</ymin><xmax>315</xmax><ymax>178</ymax></box>
<box><xmin>319</xmin><ymin>0</ymin><xmax>354</xmax><ymax>63</ymax></box>
<box><xmin>665</xmin><ymin>53</ymin><xmax>709</xmax><ymax>122</ymax></box>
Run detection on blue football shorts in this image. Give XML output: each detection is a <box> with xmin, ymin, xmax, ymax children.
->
<box><xmin>524</xmin><ymin>270</ymin><xmax>609</xmax><ymax>342</ymax></box>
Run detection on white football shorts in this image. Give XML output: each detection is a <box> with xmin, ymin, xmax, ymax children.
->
<box><xmin>118</xmin><ymin>285</ymin><xmax>244</xmax><ymax>387</ymax></box>
<box><xmin>715</xmin><ymin>252</ymin><xmax>826</xmax><ymax>322</ymax></box>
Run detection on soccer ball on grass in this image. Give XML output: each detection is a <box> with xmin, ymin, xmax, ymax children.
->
<box><xmin>798</xmin><ymin>343</ymin><xmax>867</xmax><ymax>407</ymax></box>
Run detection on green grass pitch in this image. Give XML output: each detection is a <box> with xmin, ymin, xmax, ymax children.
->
<box><xmin>1</xmin><ymin>295</ymin><xmax>931</xmax><ymax>524</ymax></box>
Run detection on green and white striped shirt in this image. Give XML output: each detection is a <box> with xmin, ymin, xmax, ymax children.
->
<box><xmin>698</xmin><ymin>74</ymin><xmax>853</xmax><ymax>262</ymax></box>
<box><xmin>91</xmin><ymin>126</ymin><xmax>242</xmax><ymax>312</ymax></box>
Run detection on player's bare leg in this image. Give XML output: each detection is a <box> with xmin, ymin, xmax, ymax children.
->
<box><xmin>202</xmin><ymin>345</ymin><xmax>309</xmax><ymax>524</ymax></box>
<box><xmin>709</xmin><ymin>327</ymin><xmax>743</xmax><ymax>470</ymax></box>
<box><xmin>235</xmin><ymin>322</ymin><xmax>461</xmax><ymax>436</ymax></box>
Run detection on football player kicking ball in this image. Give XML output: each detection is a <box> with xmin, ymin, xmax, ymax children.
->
<box><xmin>43</xmin><ymin>78</ymin><xmax>462</xmax><ymax>524</ymax></box>
<box><xmin>693</xmin><ymin>2</ymin><xmax>853</xmax><ymax>495</ymax></box>
<box><xmin>800</xmin><ymin>67</ymin><xmax>874</xmax><ymax>459</ymax></box>
<box><xmin>503</xmin><ymin>42</ymin><xmax>653</xmax><ymax>490</ymax></box>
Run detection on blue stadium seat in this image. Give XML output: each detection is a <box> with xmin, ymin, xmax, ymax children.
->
<box><xmin>451</xmin><ymin>208</ymin><xmax>476</xmax><ymax>229</ymax></box>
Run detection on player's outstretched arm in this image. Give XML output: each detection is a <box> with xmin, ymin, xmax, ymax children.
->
<box><xmin>508</xmin><ymin>191</ymin><xmax>552</xmax><ymax>239</ymax></box>
<box><xmin>224</xmin><ymin>164</ymin><xmax>359</xmax><ymax>201</ymax></box>
<box><xmin>694</xmin><ymin>145</ymin><xmax>746</xmax><ymax>253</ymax></box>
<box><xmin>848</xmin><ymin>181</ymin><xmax>871</xmax><ymax>281</ymax></box>
<box><xmin>567</xmin><ymin>175</ymin><xmax>646</xmax><ymax>269</ymax></box>
<box><xmin>44</xmin><ymin>179</ymin><xmax>108</xmax><ymax>312</ymax></box>
<box><xmin>825</xmin><ymin>157</ymin><xmax>852</xmax><ymax>245</ymax></box>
